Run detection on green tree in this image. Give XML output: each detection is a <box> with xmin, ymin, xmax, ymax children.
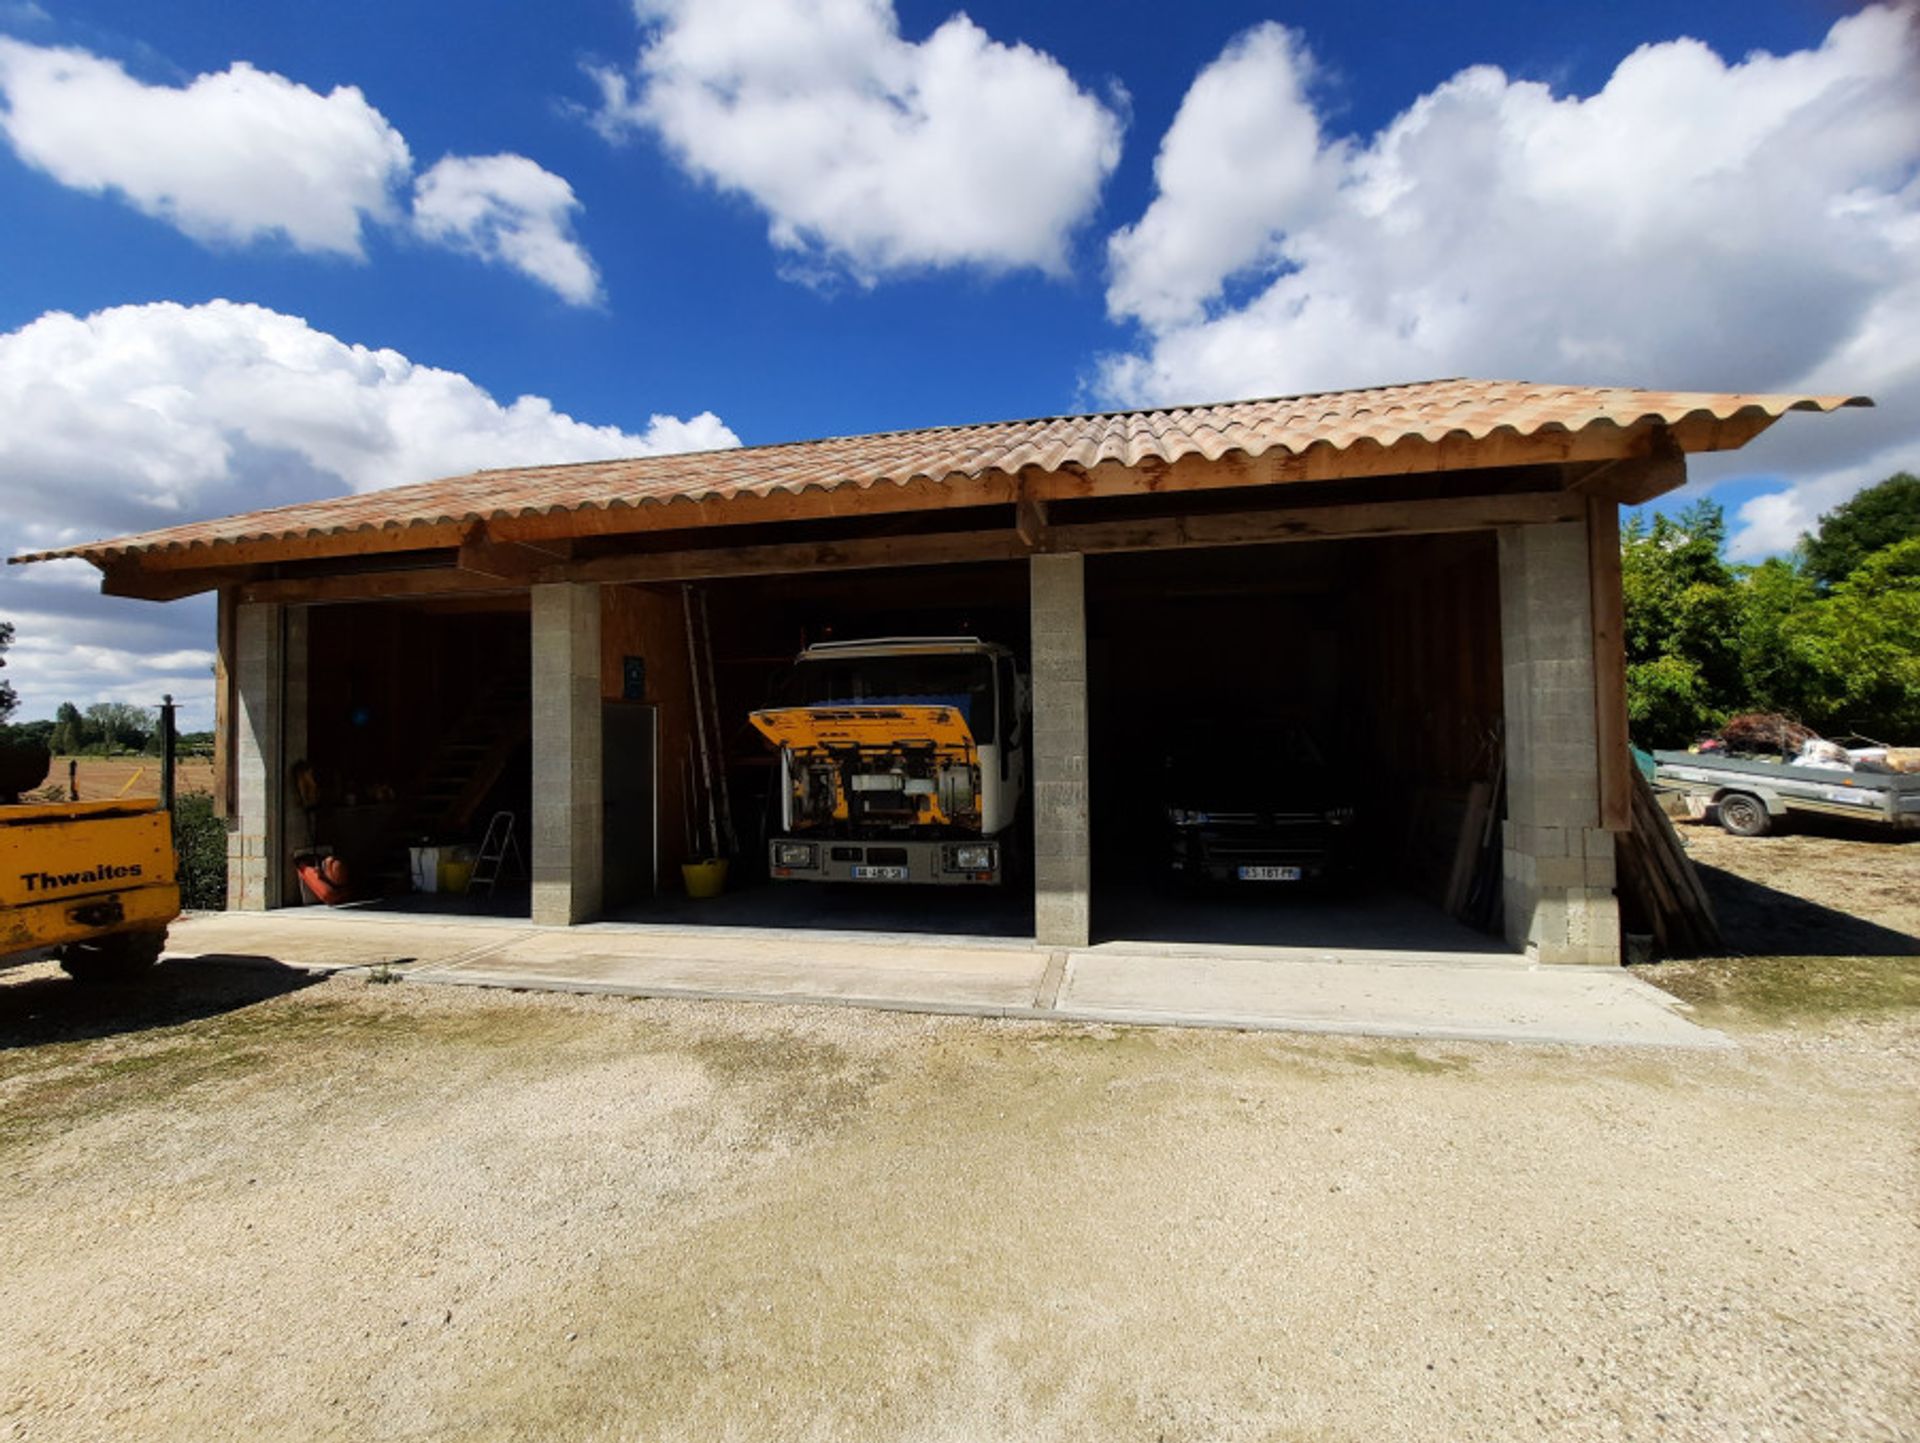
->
<box><xmin>50</xmin><ymin>700</ymin><xmax>85</xmax><ymax>754</ymax></box>
<box><xmin>1783</xmin><ymin>535</ymin><xmax>1920</xmax><ymax>739</ymax></box>
<box><xmin>1733</xmin><ymin>556</ymin><xmax>1821</xmax><ymax>715</ymax></box>
<box><xmin>1621</xmin><ymin>500</ymin><xmax>1744</xmax><ymax>744</ymax></box>
<box><xmin>1800</xmin><ymin>472</ymin><xmax>1920</xmax><ymax>589</ymax></box>
<box><xmin>83</xmin><ymin>701</ymin><xmax>154</xmax><ymax>752</ymax></box>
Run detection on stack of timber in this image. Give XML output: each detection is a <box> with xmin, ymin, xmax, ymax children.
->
<box><xmin>1615</xmin><ymin>769</ymin><xmax>1722</xmax><ymax>957</ymax></box>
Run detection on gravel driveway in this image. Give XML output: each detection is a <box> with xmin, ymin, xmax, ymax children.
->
<box><xmin>1</xmin><ymin>960</ymin><xmax>1914</xmax><ymax>1443</ymax></box>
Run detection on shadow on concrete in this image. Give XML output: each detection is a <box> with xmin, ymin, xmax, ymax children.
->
<box><xmin>0</xmin><ymin>956</ymin><xmax>325</xmax><ymax>1051</ymax></box>
<box><xmin>1695</xmin><ymin>865</ymin><xmax>1920</xmax><ymax>958</ymax></box>
<box><xmin>604</xmin><ymin>881</ymin><xmax>1035</xmax><ymax>939</ymax></box>
<box><xmin>1091</xmin><ymin>882</ymin><xmax>1512</xmax><ymax>954</ymax></box>
<box><xmin>331</xmin><ymin>885</ymin><xmax>532</xmax><ymax>920</ymax></box>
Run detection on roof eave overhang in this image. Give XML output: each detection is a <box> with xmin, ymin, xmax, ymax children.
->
<box><xmin>9</xmin><ymin>393</ymin><xmax>1873</xmax><ymax>592</ymax></box>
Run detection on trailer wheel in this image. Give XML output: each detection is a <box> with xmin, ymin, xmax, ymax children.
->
<box><xmin>1716</xmin><ymin>792</ymin><xmax>1772</xmax><ymax>837</ymax></box>
<box><xmin>56</xmin><ymin>929</ymin><xmax>166</xmax><ymax>983</ymax></box>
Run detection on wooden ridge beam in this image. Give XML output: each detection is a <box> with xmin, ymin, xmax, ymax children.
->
<box><xmin>233</xmin><ymin>489</ymin><xmax>1579</xmax><ymax>604</ymax></box>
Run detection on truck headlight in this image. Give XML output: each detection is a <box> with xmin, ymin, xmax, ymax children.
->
<box><xmin>950</xmin><ymin>844</ymin><xmax>996</xmax><ymax>871</ymax></box>
<box><xmin>774</xmin><ymin>842</ymin><xmax>817</xmax><ymax>867</ymax></box>
<box><xmin>1167</xmin><ymin>808</ymin><xmax>1208</xmax><ymax>826</ymax></box>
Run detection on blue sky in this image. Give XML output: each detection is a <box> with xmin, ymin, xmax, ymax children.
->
<box><xmin>1</xmin><ymin>0</ymin><xmax>1914</xmax><ymax>726</ymax></box>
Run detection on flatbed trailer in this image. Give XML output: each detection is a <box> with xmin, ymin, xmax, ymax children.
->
<box><xmin>1653</xmin><ymin>750</ymin><xmax>1920</xmax><ymax>836</ymax></box>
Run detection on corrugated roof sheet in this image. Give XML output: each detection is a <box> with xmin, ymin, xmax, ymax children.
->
<box><xmin>11</xmin><ymin>379</ymin><xmax>1870</xmax><ymax>566</ymax></box>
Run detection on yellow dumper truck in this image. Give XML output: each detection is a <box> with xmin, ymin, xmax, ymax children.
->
<box><xmin>0</xmin><ymin>713</ymin><xmax>182</xmax><ymax>983</ymax></box>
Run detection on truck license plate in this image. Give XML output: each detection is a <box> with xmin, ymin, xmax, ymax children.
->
<box><xmin>851</xmin><ymin>865</ymin><xmax>909</xmax><ymax>881</ymax></box>
<box><xmin>1238</xmin><ymin>865</ymin><xmax>1303</xmax><ymax>881</ymax></box>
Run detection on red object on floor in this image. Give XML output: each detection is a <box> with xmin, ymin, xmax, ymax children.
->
<box><xmin>296</xmin><ymin>854</ymin><xmax>351</xmax><ymax>905</ymax></box>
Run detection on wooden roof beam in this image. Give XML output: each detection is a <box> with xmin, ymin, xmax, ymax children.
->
<box><xmin>236</xmin><ymin>489</ymin><xmax>1581</xmax><ymax>604</ymax></box>
<box><xmin>1565</xmin><ymin>423</ymin><xmax>1687</xmax><ymax>505</ymax></box>
<box><xmin>456</xmin><ymin>522</ymin><xmax>570</xmax><ymax>580</ymax></box>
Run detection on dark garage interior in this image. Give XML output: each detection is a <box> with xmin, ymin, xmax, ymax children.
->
<box><xmin>293</xmin><ymin>536</ymin><xmax>1515</xmax><ymax>953</ymax></box>
<box><xmin>301</xmin><ymin>597</ymin><xmax>533</xmax><ymax>912</ymax></box>
<box><xmin>1087</xmin><ymin>534</ymin><xmax>1509</xmax><ymax>949</ymax></box>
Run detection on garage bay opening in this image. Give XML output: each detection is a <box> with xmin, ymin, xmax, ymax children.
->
<box><xmin>1086</xmin><ymin>535</ymin><xmax>1514</xmax><ymax>953</ymax></box>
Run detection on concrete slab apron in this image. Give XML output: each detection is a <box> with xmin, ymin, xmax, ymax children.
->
<box><xmin>412</xmin><ymin>929</ymin><xmax>1050</xmax><ymax>1017</ymax></box>
<box><xmin>1057</xmin><ymin>950</ymin><xmax>1727</xmax><ymax>1049</ymax></box>
<box><xmin>164</xmin><ymin>911</ymin><xmax>536</xmax><ymax>974</ymax></box>
<box><xmin>167</xmin><ymin>912</ymin><xmax>1727</xmax><ymax>1049</ymax></box>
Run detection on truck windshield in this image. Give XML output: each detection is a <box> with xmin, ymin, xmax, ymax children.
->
<box><xmin>781</xmin><ymin>653</ymin><xmax>999</xmax><ymax>745</ymax></box>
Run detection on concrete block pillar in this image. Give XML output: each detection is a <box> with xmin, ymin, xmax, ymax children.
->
<box><xmin>1030</xmin><ymin>552</ymin><xmax>1091</xmax><ymax>947</ymax></box>
<box><xmin>1498</xmin><ymin>521</ymin><xmax>1621</xmax><ymax>965</ymax></box>
<box><xmin>227</xmin><ymin>601</ymin><xmax>302</xmax><ymax>910</ymax></box>
<box><xmin>531</xmin><ymin>583</ymin><xmax>603</xmax><ymax>926</ymax></box>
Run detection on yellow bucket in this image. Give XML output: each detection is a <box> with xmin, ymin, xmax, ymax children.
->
<box><xmin>438</xmin><ymin>858</ymin><xmax>475</xmax><ymax>894</ymax></box>
<box><xmin>681</xmin><ymin>858</ymin><xmax>729</xmax><ymax>899</ymax></box>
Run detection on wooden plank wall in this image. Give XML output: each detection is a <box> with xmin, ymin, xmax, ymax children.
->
<box><xmin>1360</xmin><ymin>533</ymin><xmax>1503</xmax><ymax>788</ymax></box>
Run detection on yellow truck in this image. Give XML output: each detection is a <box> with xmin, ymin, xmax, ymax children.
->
<box><xmin>0</xmin><ymin>721</ymin><xmax>182</xmax><ymax>983</ymax></box>
<box><xmin>750</xmin><ymin>637</ymin><xmax>1028</xmax><ymax>886</ymax></box>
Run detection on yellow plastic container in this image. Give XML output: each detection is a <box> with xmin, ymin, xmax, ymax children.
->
<box><xmin>438</xmin><ymin>858</ymin><xmax>475</xmax><ymax>894</ymax></box>
<box><xmin>681</xmin><ymin>859</ymin><xmax>728</xmax><ymax>899</ymax></box>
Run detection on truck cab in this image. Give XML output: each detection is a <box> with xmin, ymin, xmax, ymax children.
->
<box><xmin>750</xmin><ymin>637</ymin><xmax>1028</xmax><ymax>885</ymax></box>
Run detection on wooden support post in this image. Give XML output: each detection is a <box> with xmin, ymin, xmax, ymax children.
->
<box><xmin>212</xmin><ymin>586</ymin><xmax>236</xmax><ymax>818</ymax></box>
<box><xmin>1587</xmin><ymin>495</ymin><xmax>1632</xmax><ymax>833</ymax></box>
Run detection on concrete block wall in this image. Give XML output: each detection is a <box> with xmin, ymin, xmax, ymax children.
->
<box><xmin>227</xmin><ymin>601</ymin><xmax>288</xmax><ymax>910</ymax></box>
<box><xmin>531</xmin><ymin>583</ymin><xmax>604</xmax><ymax>926</ymax></box>
<box><xmin>1030</xmin><ymin>553</ymin><xmax>1091</xmax><ymax>947</ymax></box>
<box><xmin>1498</xmin><ymin>521</ymin><xmax>1621</xmax><ymax>964</ymax></box>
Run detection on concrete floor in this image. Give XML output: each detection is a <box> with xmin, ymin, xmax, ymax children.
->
<box><xmin>337</xmin><ymin>876</ymin><xmax>1507</xmax><ymax>953</ymax></box>
<box><xmin>164</xmin><ymin>908</ymin><xmax>1725</xmax><ymax>1049</ymax></box>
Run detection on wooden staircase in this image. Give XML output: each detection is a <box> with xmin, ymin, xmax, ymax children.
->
<box><xmin>398</xmin><ymin>673</ymin><xmax>532</xmax><ymax>842</ymax></box>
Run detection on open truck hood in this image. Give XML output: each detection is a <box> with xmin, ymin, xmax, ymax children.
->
<box><xmin>749</xmin><ymin>705</ymin><xmax>978</xmax><ymax>758</ymax></box>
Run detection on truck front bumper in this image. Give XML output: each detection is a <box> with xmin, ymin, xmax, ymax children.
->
<box><xmin>767</xmin><ymin>838</ymin><xmax>1004</xmax><ymax>885</ymax></box>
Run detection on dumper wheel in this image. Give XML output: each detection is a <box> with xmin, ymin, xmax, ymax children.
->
<box><xmin>1716</xmin><ymin>792</ymin><xmax>1772</xmax><ymax>837</ymax></box>
<box><xmin>57</xmin><ymin>929</ymin><xmax>166</xmax><ymax>983</ymax></box>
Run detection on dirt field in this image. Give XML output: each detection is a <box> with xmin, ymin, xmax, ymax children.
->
<box><xmin>3</xmin><ymin>953</ymin><xmax>1916</xmax><ymax>1441</ymax></box>
<box><xmin>1676</xmin><ymin>817</ymin><xmax>1920</xmax><ymax>950</ymax></box>
<box><xmin>32</xmin><ymin>754</ymin><xmax>216</xmax><ymax>803</ymax></box>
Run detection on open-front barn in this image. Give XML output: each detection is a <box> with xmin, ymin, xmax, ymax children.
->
<box><xmin>14</xmin><ymin>379</ymin><xmax>1867</xmax><ymax>966</ymax></box>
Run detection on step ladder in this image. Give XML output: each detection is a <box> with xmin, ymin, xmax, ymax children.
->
<box><xmin>466</xmin><ymin>811</ymin><xmax>525</xmax><ymax>898</ymax></box>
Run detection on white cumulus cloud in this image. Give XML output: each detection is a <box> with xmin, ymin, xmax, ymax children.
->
<box><xmin>0</xmin><ymin>37</ymin><xmax>410</xmax><ymax>255</ymax></box>
<box><xmin>1097</xmin><ymin>7</ymin><xmax>1920</xmax><ymax>558</ymax></box>
<box><xmin>0</xmin><ymin>36</ymin><xmax>605</xmax><ymax>302</ymax></box>
<box><xmin>591</xmin><ymin>0</ymin><xmax>1125</xmax><ymax>282</ymax></box>
<box><xmin>0</xmin><ymin>300</ymin><xmax>738</xmax><ymax>725</ymax></box>
<box><xmin>412</xmin><ymin>153</ymin><xmax>604</xmax><ymax>306</ymax></box>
